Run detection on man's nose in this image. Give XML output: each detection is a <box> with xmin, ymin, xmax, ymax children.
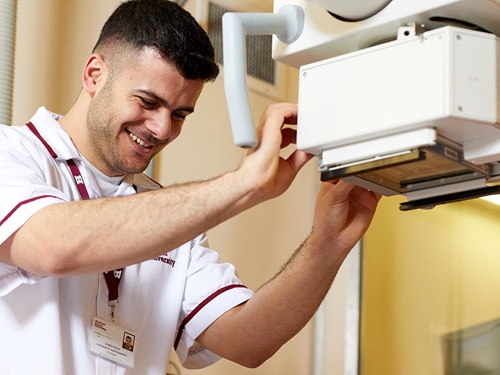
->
<box><xmin>146</xmin><ymin>113</ymin><xmax>171</xmax><ymax>142</ymax></box>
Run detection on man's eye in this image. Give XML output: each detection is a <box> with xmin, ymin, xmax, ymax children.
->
<box><xmin>173</xmin><ymin>112</ymin><xmax>187</xmax><ymax>121</ymax></box>
<box><xmin>140</xmin><ymin>98</ymin><xmax>156</xmax><ymax>109</ymax></box>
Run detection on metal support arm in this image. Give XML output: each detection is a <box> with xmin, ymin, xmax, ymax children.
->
<box><xmin>222</xmin><ymin>5</ymin><xmax>304</xmax><ymax>148</ymax></box>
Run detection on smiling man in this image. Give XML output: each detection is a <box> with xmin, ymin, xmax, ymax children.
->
<box><xmin>63</xmin><ymin>47</ymin><xmax>203</xmax><ymax>176</ymax></box>
<box><xmin>0</xmin><ymin>0</ymin><xmax>380</xmax><ymax>374</ymax></box>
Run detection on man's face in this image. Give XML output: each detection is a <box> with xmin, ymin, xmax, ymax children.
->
<box><xmin>86</xmin><ymin>48</ymin><xmax>204</xmax><ymax>176</ymax></box>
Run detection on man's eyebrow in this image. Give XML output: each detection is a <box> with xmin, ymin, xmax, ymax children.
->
<box><xmin>136</xmin><ymin>89</ymin><xmax>195</xmax><ymax>113</ymax></box>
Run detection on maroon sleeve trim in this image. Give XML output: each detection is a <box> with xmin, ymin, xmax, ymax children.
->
<box><xmin>0</xmin><ymin>195</ymin><xmax>64</xmax><ymax>227</ymax></box>
<box><xmin>174</xmin><ymin>284</ymin><xmax>248</xmax><ymax>350</ymax></box>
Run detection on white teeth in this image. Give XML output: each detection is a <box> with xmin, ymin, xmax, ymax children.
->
<box><xmin>129</xmin><ymin>132</ymin><xmax>148</xmax><ymax>148</ymax></box>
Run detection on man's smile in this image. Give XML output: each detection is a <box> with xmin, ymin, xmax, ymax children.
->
<box><xmin>128</xmin><ymin>130</ymin><xmax>153</xmax><ymax>149</ymax></box>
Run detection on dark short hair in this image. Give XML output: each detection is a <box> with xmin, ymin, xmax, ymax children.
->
<box><xmin>93</xmin><ymin>0</ymin><xmax>219</xmax><ymax>82</ymax></box>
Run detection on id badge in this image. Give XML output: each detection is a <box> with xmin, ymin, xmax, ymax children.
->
<box><xmin>89</xmin><ymin>317</ymin><xmax>137</xmax><ymax>368</ymax></box>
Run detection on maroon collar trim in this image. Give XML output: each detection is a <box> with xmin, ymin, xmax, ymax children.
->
<box><xmin>26</xmin><ymin>121</ymin><xmax>58</xmax><ymax>159</ymax></box>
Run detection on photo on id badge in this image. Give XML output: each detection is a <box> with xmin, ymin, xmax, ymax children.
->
<box><xmin>122</xmin><ymin>332</ymin><xmax>135</xmax><ymax>352</ymax></box>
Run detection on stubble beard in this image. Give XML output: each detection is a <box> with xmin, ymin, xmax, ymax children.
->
<box><xmin>86</xmin><ymin>79</ymin><xmax>142</xmax><ymax>176</ymax></box>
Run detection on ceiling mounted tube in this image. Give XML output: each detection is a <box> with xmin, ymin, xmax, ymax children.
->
<box><xmin>0</xmin><ymin>0</ymin><xmax>17</xmax><ymax>125</ymax></box>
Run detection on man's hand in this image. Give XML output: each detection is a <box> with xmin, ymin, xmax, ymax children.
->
<box><xmin>237</xmin><ymin>103</ymin><xmax>313</xmax><ymax>203</ymax></box>
<box><xmin>311</xmin><ymin>180</ymin><xmax>382</xmax><ymax>255</ymax></box>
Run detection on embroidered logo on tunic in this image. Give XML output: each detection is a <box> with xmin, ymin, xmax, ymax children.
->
<box><xmin>153</xmin><ymin>253</ymin><xmax>176</xmax><ymax>267</ymax></box>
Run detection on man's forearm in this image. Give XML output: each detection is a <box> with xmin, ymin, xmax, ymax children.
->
<box><xmin>3</xmin><ymin>170</ymin><xmax>259</xmax><ymax>276</ymax></box>
<box><xmin>195</xmin><ymin>233</ymin><xmax>348</xmax><ymax>368</ymax></box>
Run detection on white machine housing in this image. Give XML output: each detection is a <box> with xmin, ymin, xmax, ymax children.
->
<box><xmin>282</xmin><ymin>0</ymin><xmax>500</xmax><ymax>210</ymax></box>
<box><xmin>298</xmin><ymin>26</ymin><xmax>500</xmax><ymax>202</ymax></box>
<box><xmin>223</xmin><ymin>0</ymin><xmax>500</xmax><ymax>210</ymax></box>
<box><xmin>273</xmin><ymin>0</ymin><xmax>500</xmax><ymax>67</ymax></box>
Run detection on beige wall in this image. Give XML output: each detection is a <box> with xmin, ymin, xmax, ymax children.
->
<box><xmin>12</xmin><ymin>1</ymin><xmax>330</xmax><ymax>374</ymax></box>
<box><xmin>361</xmin><ymin>196</ymin><xmax>500</xmax><ymax>374</ymax></box>
<box><xmin>12</xmin><ymin>0</ymin><xmax>121</xmax><ymax>124</ymax></box>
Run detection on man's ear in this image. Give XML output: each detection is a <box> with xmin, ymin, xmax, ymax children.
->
<box><xmin>82</xmin><ymin>53</ymin><xmax>107</xmax><ymax>95</ymax></box>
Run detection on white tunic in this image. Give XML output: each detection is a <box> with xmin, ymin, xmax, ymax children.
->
<box><xmin>0</xmin><ymin>107</ymin><xmax>253</xmax><ymax>374</ymax></box>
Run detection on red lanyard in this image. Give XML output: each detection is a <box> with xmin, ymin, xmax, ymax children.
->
<box><xmin>25</xmin><ymin>122</ymin><xmax>124</xmax><ymax>319</ymax></box>
<box><xmin>66</xmin><ymin>159</ymin><xmax>123</xmax><ymax>321</ymax></box>
<box><xmin>66</xmin><ymin>160</ymin><xmax>90</xmax><ymax>199</ymax></box>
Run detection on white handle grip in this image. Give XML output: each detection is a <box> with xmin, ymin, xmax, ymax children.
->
<box><xmin>222</xmin><ymin>5</ymin><xmax>304</xmax><ymax>148</ymax></box>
